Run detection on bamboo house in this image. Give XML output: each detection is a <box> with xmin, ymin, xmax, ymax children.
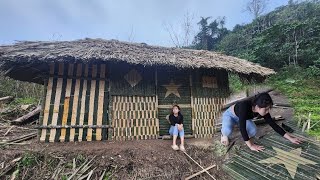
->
<box><xmin>0</xmin><ymin>39</ymin><xmax>275</xmax><ymax>142</ymax></box>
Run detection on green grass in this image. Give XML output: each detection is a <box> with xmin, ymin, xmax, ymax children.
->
<box><xmin>11</xmin><ymin>97</ymin><xmax>39</xmax><ymax>105</ymax></box>
<box><xmin>267</xmin><ymin>66</ymin><xmax>320</xmax><ymax>137</ymax></box>
<box><xmin>228</xmin><ymin>73</ymin><xmax>251</xmax><ymax>93</ymax></box>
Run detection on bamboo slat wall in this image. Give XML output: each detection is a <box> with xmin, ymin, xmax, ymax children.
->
<box><xmin>112</xmin><ymin>96</ymin><xmax>159</xmax><ymax>140</ymax></box>
<box><xmin>38</xmin><ymin>62</ymin><xmax>231</xmax><ymax>142</ymax></box>
<box><xmin>192</xmin><ymin>97</ymin><xmax>226</xmax><ymax>138</ymax></box>
<box><xmin>39</xmin><ymin>63</ymin><xmax>109</xmax><ymax>142</ymax></box>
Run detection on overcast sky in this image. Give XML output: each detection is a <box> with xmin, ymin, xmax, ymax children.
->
<box><xmin>0</xmin><ymin>0</ymin><xmax>288</xmax><ymax>47</ymax></box>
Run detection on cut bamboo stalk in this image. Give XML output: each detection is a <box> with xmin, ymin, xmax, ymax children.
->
<box><xmin>1</xmin><ymin>132</ymin><xmax>37</xmax><ymax>145</ymax></box>
<box><xmin>3</xmin><ymin>126</ymin><xmax>14</xmax><ymax>136</ymax></box>
<box><xmin>185</xmin><ymin>164</ymin><xmax>216</xmax><ymax>180</ymax></box>
<box><xmin>0</xmin><ymin>157</ymin><xmax>22</xmax><ymax>177</ymax></box>
<box><xmin>306</xmin><ymin>113</ymin><xmax>311</xmax><ymax>132</ymax></box>
<box><xmin>36</xmin><ymin>125</ymin><xmax>112</xmax><ymax>129</ymax></box>
<box><xmin>0</xmin><ymin>96</ymin><xmax>14</xmax><ymax>103</ymax></box>
<box><xmin>11</xmin><ymin>106</ymin><xmax>41</xmax><ymax>125</ymax></box>
<box><xmin>183</xmin><ymin>151</ymin><xmax>216</xmax><ymax>180</ymax></box>
<box><xmin>99</xmin><ymin>169</ymin><xmax>107</xmax><ymax>180</ymax></box>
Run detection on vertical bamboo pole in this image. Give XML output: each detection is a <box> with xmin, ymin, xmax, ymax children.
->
<box><xmin>49</xmin><ymin>63</ymin><xmax>65</xmax><ymax>142</ymax></box>
<box><xmin>96</xmin><ymin>64</ymin><xmax>106</xmax><ymax>141</ymax></box>
<box><xmin>59</xmin><ymin>63</ymin><xmax>73</xmax><ymax>142</ymax></box>
<box><xmin>78</xmin><ymin>64</ymin><xmax>88</xmax><ymax>142</ymax></box>
<box><xmin>40</xmin><ymin>63</ymin><xmax>54</xmax><ymax>142</ymax></box>
<box><xmin>69</xmin><ymin>64</ymin><xmax>82</xmax><ymax>142</ymax></box>
<box><xmin>87</xmin><ymin>64</ymin><xmax>97</xmax><ymax>141</ymax></box>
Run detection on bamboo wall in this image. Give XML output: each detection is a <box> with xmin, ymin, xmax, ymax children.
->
<box><xmin>191</xmin><ymin>69</ymin><xmax>229</xmax><ymax>138</ymax></box>
<box><xmin>111</xmin><ymin>96</ymin><xmax>159</xmax><ymax>140</ymax></box>
<box><xmin>192</xmin><ymin>97</ymin><xmax>226</xmax><ymax>138</ymax></box>
<box><xmin>39</xmin><ymin>62</ymin><xmax>230</xmax><ymax>142</ymax></box>
<box><xmin>39</xmin><ymin>62</ymin><xmax>109</xmax><ymax>142</ymax></box>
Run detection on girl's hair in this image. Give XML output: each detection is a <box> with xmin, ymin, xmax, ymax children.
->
<box><xmin>171</xmin><ymin>104</ymin><xmax>181</xmax><ymax>115</ymax></box>
<box><xmin>252</xmin><ymin>92</ymin><xmax>273</xmax><ymax>108</ymax></box>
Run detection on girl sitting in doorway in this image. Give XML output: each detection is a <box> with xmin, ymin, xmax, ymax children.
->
<box><xmin>221</xmin><ymin>92</ymin><xmax>302</xmax><ymax>152</ymax></box>
<box><xmin>167</xmin><ymin>105</ymin><xmax>185</xmax><ymax>151</ymax></box>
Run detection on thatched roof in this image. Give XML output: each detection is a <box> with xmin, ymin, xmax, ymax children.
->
<box><xmin>0</xmin><ymin>38</ymin><xmax>275</xmax><ymax>83</ymax></box>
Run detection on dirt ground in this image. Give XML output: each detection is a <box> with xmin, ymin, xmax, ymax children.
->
<box><xmin>0</xmin><ymin>90</ymin><xmax>294</xmax><ymax>180</ymax></box>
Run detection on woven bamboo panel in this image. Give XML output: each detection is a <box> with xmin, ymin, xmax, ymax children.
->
<box><xmin>112</xmin><ymin>96</ymin><xmax>159</xmax><ymax>140</ymax></box>
<box><xmin>39</xmin><ymin>63</ymin><xmax>109</xmax><ymax>142</ymax></box>
<box><xmin>224</xmin><ymin>121</ymin><xmax>320</xmax><ymax>179</ymax></box>
<box><xmin>192</xmin><ymin>97</ymin><xmax>226</xmax><ymax>138</ymax></box>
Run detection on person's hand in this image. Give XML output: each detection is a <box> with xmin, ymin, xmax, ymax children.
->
<box><xmin>289</xmin><ymin>136</ymin><xmax>302</xmax><ymax>144</ymax></box>
<box><xmin>177</xmin><ymin>124</ymin><xmax>183</xmax><ymax>131</ymax></box>
<box><xmin>249</xmin><ymin>144</ymin><xmax>265</xmax><ymax>152</ymax></box>
<box><xmin>284</xmin><ymin>133</ymin><xmax>303</xmax><ymax>144</ymax></box>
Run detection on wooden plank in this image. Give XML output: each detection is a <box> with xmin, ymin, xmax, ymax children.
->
<box><xmin>40</xmin><ymin>76</ymin><xmax>54</xmax><ymax>142</ymax></box>
<box><xmin>69</xmin><ymin>64</ymin><xmax>82</xmax><ymax>142</ymax></box>
<box><xmin>86</xmin><ymin>64</ymin><xmax>97</xmax><ymax>141</ymax></box>
<box><xmin>78</xmin><ymin>64</ymin><xmax>88</xmax><ymax>142</ymax></box>
<box><xmin>49</xmin><ymin>63</ymin><xmax>65</xmax><ymax>142</ymax></box>
<box><xmin>96</xmin><ymin>64</ymin><xmax>106</xmax><ymax>141</ymax></box>
<box><xmin>41</xmin><ymin>63</ymin><xmax>56</xmax><ymax>142</ymax></box>
<box><xmin>96</xmin><ymin>81</ymin><xmax>105</xmax><ymax>141</ymax></box>
<box><xmin>59</xmin><ymin>64</ymin><xmax>73</xmax><ymax>142</ymax></box>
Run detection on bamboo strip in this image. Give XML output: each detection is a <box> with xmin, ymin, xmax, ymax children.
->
<box><xmin>87</xmin><ymin>64</ymin><xmax>97</xmax><ymax>141</ymax></box>
<box><xmin>59</xmin><ymin>63</ymin><xmax>73</xmax><ymax>142</ymax></box>
<box><xmin>49</xmin><ymin>63</ymin><xmax>65</xmax><ymax>142</ymax></box>
<box><xmin>69</xmin><ymin>64</ymin><xmax>82</xmax><ymax>142</ymax></box>
<box><xmin>40</xmin><ymin>63</ymin><xmax>55</xmax><ymax>141</ymax></box>
<box><xmin>36</xmin><ymin>125</ymin><xmax>112</xmax><ymax>129</ymax></box>
<box><xmin>40</xmin><ymin>71</ymin><xmax>54</xmax><ymax>142</ymax></box>
<box><xmin>78</xmin><ymin>64</ymin><xmax>88</xmax><ymax>142</ymax></box>
<box><xmin>96</xmin><ymin>64</ymin><xmax>106</xmax><ymax>141</ymax></box>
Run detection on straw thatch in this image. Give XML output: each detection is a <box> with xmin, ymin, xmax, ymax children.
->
<box><xmin>0</xmin><ymin>38</ymin><xmax>275</xmax><ymax>83</ymax></box>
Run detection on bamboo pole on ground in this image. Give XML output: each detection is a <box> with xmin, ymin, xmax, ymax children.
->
<box><xmin>183</xmin><ymin>151</ymin><xmax>216</xmax><ymax>180</ymax></box>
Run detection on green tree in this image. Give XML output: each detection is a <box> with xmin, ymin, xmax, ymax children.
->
<box><xmin>216</xmin><ymin>1</ymin><xmax>320</xmax><ymax>70</ymax></box>
<box><xmin>193</xmin><ymin>17</ymin><xmax>229</xmax><ymax>50</ymax></box>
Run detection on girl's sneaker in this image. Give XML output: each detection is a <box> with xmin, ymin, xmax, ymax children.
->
<box><xmin>171</xmin><ymin>144</ymin><xmax>179</xmax><ymax>151</ymax></box>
